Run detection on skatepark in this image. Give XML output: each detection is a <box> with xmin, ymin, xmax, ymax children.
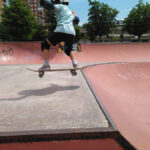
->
<box><xmin>0</xmin><ymin>41</ymin><xmax>150</xmax><ymax>150</ymax></box>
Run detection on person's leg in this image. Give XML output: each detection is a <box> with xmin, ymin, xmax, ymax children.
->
<box><xmin>43</xmin><ymin>49</ymin><xmax>50</xmax><ymax>66</ymax></box>
<box><xmin>39</xmin><ymin>39</ymin><xmax>52</xmax><ymax>71</ymax></box>
<box><xmin>65</xmin><ymin>35</ymin><xmax>78</xmax><ymax>68</ymax></box>
<box><xmin>70</xmin><ymin>51</ymin><xmax>78</xmax><ymax>68</ymax></box>
<box><xmin>43</xmin><ymin>49</ymin><xmax>50</xmax><ymax>60</ymax></box>
<box><xmin>69</xmin><ymin>51</ymin><xmax>74</xmax><ymax>60</ymax></box>
<box><xmin>39</xmin><ymin>33</ymin><xmax>62</xmax><ymax>71</ymax></box>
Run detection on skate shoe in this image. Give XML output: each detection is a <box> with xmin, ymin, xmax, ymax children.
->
<box><xmin>39</xmin><ymin>64</ymin><xmax>51</xmax><ymax>71</ymax></box>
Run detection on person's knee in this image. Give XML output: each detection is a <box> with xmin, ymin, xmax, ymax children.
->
<box><xmin>41</xmin><ymin>39</ymin><xmax>51</xmax><ymax>51</ymax></box>
<box><xmin>64</xmin><ymin>47</ymin><xmax>71</xmax><ymax>56</ymax></box>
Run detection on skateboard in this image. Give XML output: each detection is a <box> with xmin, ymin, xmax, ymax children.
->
<box><xmin>26</xmin><ymin>67</ymin><xmax>80</xmax><ymax>78</ymax></box>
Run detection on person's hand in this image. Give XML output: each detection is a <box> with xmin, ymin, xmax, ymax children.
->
<box><xmin>72</xmin><ymin>11</ymin><xmax>76</xmax><ymax>16</ymax></box>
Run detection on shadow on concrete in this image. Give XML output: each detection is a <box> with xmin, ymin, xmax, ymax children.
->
<box><xmin>0</xmin><ymin>84</ymin><xmax>80</xmax><ymax>101</ymax></box>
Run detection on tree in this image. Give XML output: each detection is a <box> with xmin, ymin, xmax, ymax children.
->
<box><xmin>44</xmin><ymin>9</ymin><xmax>56</xmax><ymax>36</ymax></box>
<box><xmin>123</xmin><ymin>0</ymin><xmax>150</xmax><ymax>40</ymax></box>
<box><xmin>86</xmin><ymin>0</ymin><xmax>119</xmax><ymax>41</ymax></box>
<box><xmin>32</xmin><ymin>23</ymin><xmax>48</xmax><ymax>41</ymax></box>
<box><xmin>83</xmin><ymin>23</ymin><xmax>97</xmax><ymax>41</ymax></box>
<box><xmin>74</xmin><ymin>26</ymin><xmax>82</xmax><ymax>42</ymax></box>
<box><xmin>0</xmin><ymin>0</ymin><xmax>37</xmax><ymax>41</ymax></box>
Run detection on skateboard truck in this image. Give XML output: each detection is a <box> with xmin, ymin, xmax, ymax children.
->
<box><xmin>39</xmin><ymin>71</ymin><xmax>45</xmax><ymax>78</ymax></box>
<box><xmin>70</xmin><ymin>69</ymin><xmax>77</xmax><ymax>76</ymax></box>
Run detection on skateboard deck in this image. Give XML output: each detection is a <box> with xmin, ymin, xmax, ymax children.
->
<box><xmin>26</xmin><ymin>67</ymin><xmax>80</xmax><ymax>78</ymax></box>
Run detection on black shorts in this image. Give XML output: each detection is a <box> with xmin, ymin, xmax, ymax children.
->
<box><xmin>49</xmin><ymin>32</ymin><xmax>75</xmax><ymax>50</ymax></box>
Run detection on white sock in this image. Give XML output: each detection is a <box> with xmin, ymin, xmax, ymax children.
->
<box><xmin>72</xmin><ymin>59</ymin><xmax>77</xmax><ymax>64</ymax></box>
<box><xmin>44</xmin><ymin>60</ymin><xmax>49</xmax><ymax>66</ymax></box>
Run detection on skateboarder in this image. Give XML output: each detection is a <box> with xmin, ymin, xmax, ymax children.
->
<box><xmin>39</xmin><ymin>0</ymin><xmax>80</xmax><ymax>71</ymax></box>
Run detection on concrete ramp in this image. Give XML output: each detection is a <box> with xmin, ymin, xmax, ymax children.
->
<box><xmin>1</xmin><ymin>42</ymin><xmax>145</xmax><ymax>149</ymax></box>
<box><xmin>84</xmin><ymin>62</ymin><xmax>150</xmax><ymax>150</ymax></box>
<box><xmin>0</xmin><ymin>64</ymin><xmax>108</xmax><ymax>132</ymax></box>
<box><xmin>0</xmin><ymin>64</ymin><xmax>134</xmax><ymax>150</ymax></box>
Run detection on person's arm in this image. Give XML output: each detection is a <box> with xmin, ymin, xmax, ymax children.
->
<box><xmin>72</xmin><ymin>11</ymin><xmax>80</xmax><ymax>25</ymax></box>
<box><xmin>40</xmin><ymin>0</ymin><xmax>57</xmax><ymax>11</ymax></box>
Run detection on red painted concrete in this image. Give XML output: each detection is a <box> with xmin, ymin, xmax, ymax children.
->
<box><xmin>83</xmin><ymin>62</ymin><xmax>150</xmax><ymax>150</ymax></box>
<box><xmin>0</xmin><ymin>42</ymin><xmax>57</xmax><ymax>65</ymax></box>
<box><xmin>0</xmin><ymin>42</ymin><xmax>150</xmax><ymax>64</ymax></box>
<box><xmin>0</xmin><ymin>139</ymin><xmax>123</xmax><ymax>150</ymax></box>
<box><xmin>80</xmin><ymin>43</ymin><xmax>150</xmax><ymax>63</ymax></box>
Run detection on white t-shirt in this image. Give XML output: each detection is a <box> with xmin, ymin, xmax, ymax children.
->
<box><xmin>54</xmin><ymin>4</ymin><xmax>75</xmax><ymax>35</ymax></box>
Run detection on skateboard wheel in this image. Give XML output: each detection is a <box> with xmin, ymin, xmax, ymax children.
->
<box><xmin>39</xmin><ymin>71</ymin><xmax>44</xmax><ymax>78</ymax></box>
<box><xmin>71</xmin><ymin>70</ymin><xmax>77</xmax><ymax>76</ymax></box>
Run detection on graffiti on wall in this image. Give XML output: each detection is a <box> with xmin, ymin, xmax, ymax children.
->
<box><xmin>0</xmin><ymin>48</ymin><xmax>14</xmax><ymax>56</ymax></box>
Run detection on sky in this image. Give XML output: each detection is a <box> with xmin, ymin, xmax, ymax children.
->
<box><xmin>69</xmin><ymin>0</ymin><xmax>150</xmax><ymax>25</ymax></box>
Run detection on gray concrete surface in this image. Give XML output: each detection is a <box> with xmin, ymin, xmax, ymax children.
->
<box><xmin>0</xmin><ymin>64</ymin><xmax>108</xmax><ymax>133</ymax></box>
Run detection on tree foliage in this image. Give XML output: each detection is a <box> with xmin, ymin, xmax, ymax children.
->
<box><xmin>32</xmin><ymin>23</ymin><xmax>48</xmax><ymax>41</ymax></box>
<box><xmin>0</xmin><ymin>0</ymin><xmax>37</xmax><ymax>41</ymax></box>
<box><xmin>74</xmin><ymin>26</ymin><xmax>82</xmax><ymax>42</ymax></box>
<box><xmin>123</xmin><ymin>0</ymin><xmax>150</xmax><ymax>40</ymax></box>
<box><xmin>44</xmin><ymin>9</ymin><xmax>57</xmax><ymax>36</ymax></box>
<box><xmin>86</xmin><ymin>0</ymin><xmax>119</xmax><ymax>41</ymax></box>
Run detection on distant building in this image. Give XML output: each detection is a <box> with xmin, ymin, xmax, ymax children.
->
<box><xmin>116</xmin><ymin>20</ymin><xmax>124</xmax><ymax>26</ymax></box>
<box><xmin>23</xmin><ymin>0</ymin><xmax>45</xmax><ymax>24</ymax></box>
<box><xmin>0</xmin><ymin>0</ymin><xmax>7</xmax><ymax>22</ymax></box>
<box><xmin>0</xmin><ymin>1</ymin><xmax>3</xmax><ymax>15</ymax></box>
<box><xmin>0</xmin><ymin>0</ymin><xmax>45</xmax><ymax>24</ymax></box>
